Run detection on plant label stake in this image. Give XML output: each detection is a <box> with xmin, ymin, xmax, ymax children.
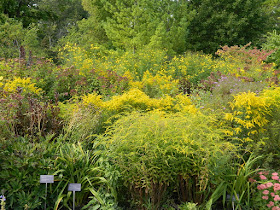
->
<box><xmin>40</xmin><ymin>175</ymin><xmax>54</xmax><ymax>210</ymax></box>
<box><xmin>68</xmin><ymin>183</ymin><xmax>81</xmax><ymax>210</ymax></box>
<box><xmin>227</xmin><ymin>194</ymin><xmax>239</xmax><ymax>210</ymax></box>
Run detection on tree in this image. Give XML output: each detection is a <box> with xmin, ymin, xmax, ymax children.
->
<box><xmin>187</xmin><ymin>0</ymin><xmax>270</xmax><ymax>54</ymax></box>
<box><xmin>0</xmin><ymin>0</ymin><xmax>44</xmax><ymax>27</ymax></box>
<box><xmin>37</xmin><ymin>0</ymin><xmax>88</xmax><ymax>49</ymax></box>
<box><xmin>0</xmin><ymin>15</ymin><xmax>40</xmax><ymax>59</ymax></box>
<box><xmin>102</xmin><ymin>0</ymin><xmax>156</xmax><ymax>53</ymax></box>
<box><xmin>0</xmin><ymin>0</ymin><xmax>88</xmax><ymax>58</ymax></box>
<box><xmin>58</xmin><ymin>0</ymin><xmax>110</xmax><ymax>51</ymax></box>
<box><xmin>79</xmin><ymin>0</ymin><xmax>192</xmax><ymax>54</ymax></box>
<box><xmin>262</xmin><ymin>30</ymin><xmax>280</xmax><ymax>67</ymax></box>
<box><xmin>263</xmin><ymin>0</ymin><xmax>280</xmax><ymax>32</ymax></box>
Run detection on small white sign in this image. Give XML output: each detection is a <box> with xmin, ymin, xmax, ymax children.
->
<box><xmin>40</xmin><ymin>175</ymin><xmax>54</xmax><ymax>183</ymax></box>
<box><xmin>68</xmin><ymin>183</ymin><xmax>81</xmax><ymax>192</ymax></box>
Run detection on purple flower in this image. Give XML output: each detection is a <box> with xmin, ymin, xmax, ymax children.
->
<box><xmin>0</xmin><ymin>195</ymin><xmax>6</xmax><ymax>201</ymax></box>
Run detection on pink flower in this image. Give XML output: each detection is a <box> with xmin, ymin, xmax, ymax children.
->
<box><xmin>272</xmin><ymin>175</ymin><xmax>279</xmax><ymax>180</ymax></box>
<box><xmin>264</xmin><ymin>171</ymin><xmax>270</xmax><ymax>175</ymax></box>
<box><xmin>266</xmin><ymin>182</ymin><xmax>274</xmax><ymax>188</ymax></box>
<box><xmin>274</xmin><ymin>195</ymin><xmax>280</xmax><ymax>201</ymax></box>
<box><xmin>248</xmin><ymin>177</ymin><xmax>256</xmax><ymax>183</ymax></box>
<box><xmin>272</xmin><ymin>172</ymin><xmax>279</xmax><ymax>176</ymax></box>
<box><xmin>272</xmin><ymin>207</ymin><xmax>280</xmax><ymax>210</ymax></box>
<box><xmin>274</xmin><ymin>183</ymin><xmax>280</xmax><ymax>192</ymax></box>
<box><xmin>263</xmin><ymin>190</ymin><xmax>270</xmax><ymax>195</ymax></box>
<box><xmin>260</xmin><ymin>175</ymin><xmax>267</xmax><ymax>180</ymax></box>
<box><xmin>271</xmin><ymin>192</ymin><xmax>275</xmax><ymax>197</ymax></box>
<box><xmin>257</xmin><ymin>184</ymin><xmax>267</xmax><ymax>190</ymax></box>
<box><xmin>258</xmin><ymin>171</ymin><xmax>263</xmax><ymax>175</ymax></box>
<box><xmin>267</xmin><ymin>201</ymin><xmax>274</xmax><ymax>208</ymax></box>
<box><xmin>262</xmin><ymin>196</ymin><xmax>269</xmax><ymax>200</ymax></box>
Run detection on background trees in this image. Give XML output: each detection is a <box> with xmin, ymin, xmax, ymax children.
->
<box><xmin>187</xmin><ymin>0</ymin><xmax>270</xmax><ymax>54</ymax></box>
<box><xmin>0</xmin><ymin>0</ymin><xmax>278</xmax><ymax>57</ymax></box>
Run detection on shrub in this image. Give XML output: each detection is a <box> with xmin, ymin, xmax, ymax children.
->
<box><xmin>168</xmin><ymin>52</ymin><xmax>216</xmax><ymax>87</ymax></box>
<box><xmin>0</xmin><ymin>77</ymin><xmax>62</xmax><ymax>139</ymax></box>
<box><xmin>255</xmin><ymin>87</ymin><xmax>280</xmax><ymax>169</ymax></box>
<box><xmin>224</xmin><ymin>91</ymin><xmax>270</xmax><ymax>145</ymax></box>
<box><xmin>224</xmin><ymin>87</ymin><xmax>280</xmax><ymax>155</ymax></box>
<box><xmin>53</xmin><ymin>142</ymin><xmax>107</xmax><ymax>209</ymax></box>
<box><xmin>60</xmin><ymin>89</ymin><xmax>197</xmax><ymax>140</ymax></box>
<box><xmin>192</xmin><ymin>74</ymin><xmax>268</xmax><ymax>115</ymax></box>
<box><xmin>100</xmin><ymin>111</ymin><xmax>235</xmax><ymax>209</ymax></box>
<box><xmin>0</xmin><ymin>135</ymin><xmax>57</xmax><ymax>209</ymax></box>
<box><xmin>216</xmin><ymin>43</ymin><xmax>275</xmax><ymax>82</ymax></box>
<box><xmin>263</xmin><ymin>30</ymin><xmax>280</xmax><ymax>68</ymax></box>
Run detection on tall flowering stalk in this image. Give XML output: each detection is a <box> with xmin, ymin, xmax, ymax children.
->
<box><xmin>0</xmin><ymin>195</ymin><xmax>6</xmax><ymax>210</ymax></box>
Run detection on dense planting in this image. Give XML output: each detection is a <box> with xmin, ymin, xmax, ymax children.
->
<box><xmin>1</xmin><ymin>0</ymin><xmax>280</xmax><ymax>209</ymax></box>
<box><xmin>0</xmin><ymin>45</ymin><xmax>279</xmax><ymax>209</ymax></box>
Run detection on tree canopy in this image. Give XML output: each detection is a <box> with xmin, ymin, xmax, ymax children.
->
<box><xmin>187</xmin><ymin>0</ymin><xmax>270</xmax><ymax>54</ymax></box>
<box><xmin>0</xmin><ymin>0</ymin><xmax>277</xmax><ymax>57</ymax></box>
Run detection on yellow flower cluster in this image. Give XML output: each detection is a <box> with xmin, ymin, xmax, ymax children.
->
<box><xmin>78</xmin><ymin>88</ymin><xmax>197</xmax><ymax>115</ymax></box>
<box><xmin>168</xmin><ymin>53</ymin><xmax>214</xmax><ymax>80</ymax></box>
<box><xmin>0</xmin><ymin>76</ymin><xmax>3</xmax><ymax>87</ymax></box>
<box><xmin>3</xmin><ymin>77</ymin><xmax>42</xmax><ymax>95</ymax></box>
<box><xmin>224</xmin><ymin>88</ymin><xmax>280</xmax><ymax>141</ymax></box>
<box><xmin>81</xmin><ymin>92</ymin><xmax>104</xmax><ymax>109</ymax></box>
<box><xmin>130</xmin><ymin>71</ymin><xmax>179</xmax><ymax>96</ymax></box>
<box><xmin>60</xmin><ymin>43</ymin><xmax>95</xmax><ymax>76</ymax></box>
<box><xmin>261</xmin><ymin>87</ymin><xmax>280</xmax><ymax>108</ymax></box>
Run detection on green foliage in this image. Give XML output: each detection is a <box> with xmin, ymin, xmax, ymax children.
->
<box><xmin>0</xmin><ymin>7</ymin><xmax>280</xmax><ymax>208</ymax></box>
<box><xmin>37</xmin><ymin>0</ymin><xmax>88</xmax><ymax>50</ymax></box>
<box><xmin>0</xmin><ymin>0</ymin><xmax>43</xmax><ymax>27</ymax></box>
<box><xmin>263</xmin><ymin>0</ymin><xmax>280</xmax><ymax>32</ymax></box>
<box><xmin>187</xmin><ymin>0</ymin><xmax>270</xmax><ymax>54</ymax></box>
<box><xmin>178</xmin><ymin>202</ymin><xmax>198</xmax><ymax>210</ymax></box>
<box><xmin>101</xmin><ymin>111</ymin><xmax>235</xmax><ymax>208</ymax></box>
<box><xmin>224</xmin><ymin>155</ymin><xmax>261</xmax><ymax>209</ymax></box>
<box><xmin>0</xmin><ymin>16</ymin><xmax>42</xmax><ymax>59</ymax></box>
<box><xmin>205</xmin><ymin>155</ymin><xmax>261</xmax><ymax>209</ymax></box>
<box><xmin>0</xmin><ymin>135</ymin><xmax>57</xmax><ymax>209</ymax></box>
<box><xmin>263</xmin><ymin>30</ymin><xmax>280</xmax><ymax>68</ymax></box>
<box><xmin>78</xmin><ymin>0</ymin><xmax>192</xmax><ymax>54</ymax></box>
<box><xmin>53</xmin><ymin>142</ymin><xmax>107</xmax><ymax>209</ymax></box>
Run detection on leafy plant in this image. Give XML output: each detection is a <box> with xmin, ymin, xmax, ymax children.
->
<box><xmin>252</xmin><ymin>171</ymin><xmax>280</xmax><ymax>209</ymax></box>
<box><xmin>100</xmin><ymin>111</ymin><xmax>235</xmax><ymax>209</ymax></box>
<box><xmin>263</xmin><ymin>30</ymin><xmax>280</xmax><ymax>68</ymax></box>
<box><xmin>53</xmin><ymin>142</ymin><xmax>107</xmax><ymax>209</ymax></box>
<box><xmin>206</xmin><ymin>155</ymin><xmax>262</xmax><ymax>210</ymax></box>
<box><xmin>0</xmin><ymin>135</ymin><xmax>57</xmax><ymax>209</ymax></box>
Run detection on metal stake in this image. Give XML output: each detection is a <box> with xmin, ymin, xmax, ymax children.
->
<box><xmin>40</xmin><ymin>175</ymin><xmax>54</xmax><ymax>210</ymax></box>
<box><xmin>45</xmin><ymin>183</ymin><xmax>47</xmax><ymax>210</ymax></box>
<box><xmin>73</xmin><ymin>191</ymin><xmax>75</xmax><ymax>210</ymax></box>
<box><xmin>68</xmin><ymin>183</ymin><xmax>81</xmax><ymax>210</ymax></box>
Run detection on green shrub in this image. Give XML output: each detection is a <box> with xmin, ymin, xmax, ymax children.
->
<box><xmin>0</xmin><ymin>135</ymin><xmax>57</xmax><ymax>209</ymax></box>
<box><xmin>53</xmin><ymin>142</ymin><xmax>108</xmax><ymax>209</ymax></box>
<box><xmin>100</xmin><ymin>111</ymin><xmax>236</xmax><ymax>209</ymax></box>
<box><xmin>263</xmin><ymin>30</ymin><xmax>280</xmax><ymax>68</ymax></box>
